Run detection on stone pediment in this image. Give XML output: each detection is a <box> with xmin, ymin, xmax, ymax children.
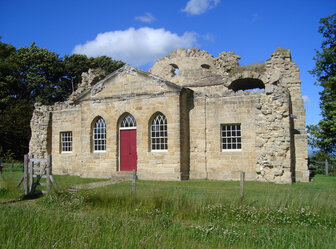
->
<box><xmin>72</xmin><ymin>65</ymin><xmax>182</xmax><ymax>103</ymax></box>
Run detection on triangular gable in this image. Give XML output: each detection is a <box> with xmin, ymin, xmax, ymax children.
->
<box><xmin>73</xmin><ymin>65</ymin><xmax>182</xmax><ymax>102</ymax></box>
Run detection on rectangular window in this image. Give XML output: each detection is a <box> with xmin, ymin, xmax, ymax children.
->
<box><xmin>221</xmin><ymin>124</ymin><xmax>241</xmax><ymax>150</ymax></box>
<box><xmin>60</xmin><ymin>131</ymin><xmax>72</xmax><ymax>153</ymax></box>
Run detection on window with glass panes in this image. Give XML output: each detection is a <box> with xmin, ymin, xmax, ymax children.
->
<box><xmin>221</xmin><ymin>124</ymin><xmax>241</xmax><ymax>150</ymax></box>
<box><xmin>93</xmin><ymin>118</ymin><xmax>106</xmax><ymax>151</ymax></box>
<box><xmin>60</xmin><ymin>132</ymin><xmax>72</xmax><ymax>152</ymax></box>
<box><xmin>151</xmin><ymin>114</ymin><xmax>167</xmax><ymax>151</ymax></box>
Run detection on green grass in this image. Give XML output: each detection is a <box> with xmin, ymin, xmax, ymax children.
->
<box><xmin>1</xmin><ymin>174</ymin><xmax>335</xmax><ymax>248</ymax></box>
<box><xmin>0</xmin><ymin>172</ymin><xmax>106</xmax><ymax>201</ymax></box>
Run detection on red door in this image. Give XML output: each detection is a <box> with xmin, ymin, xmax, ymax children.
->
<box><xmin>120</xmin><ymin>129</ymin><xmax>137</xmax><ymax>171</ymax></box>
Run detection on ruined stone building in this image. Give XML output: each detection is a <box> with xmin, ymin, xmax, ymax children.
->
<box><xmin>29</xmin><ymin>48</ymin><xmax>309</xmax><ymax>183</ymax></box>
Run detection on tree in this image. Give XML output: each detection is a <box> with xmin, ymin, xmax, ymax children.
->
<box><xmin>308</xmin><ymin>14</ymin><xmax>336</xmax><ymax>156</ymax></box>
<box><xmin>0</xmin><ymin>40</ymin><xmax>124</xmax><ymax>160</ymax></box>
<box><xmin>62</xmin><ymin>54</ymin><xmax>124</xmax><ymax>94</ymax></box>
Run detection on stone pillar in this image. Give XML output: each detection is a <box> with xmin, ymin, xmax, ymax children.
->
<box><xmin>29</xmin><ymin>103</ymin><xmax>52</xmax><ymax>158</ymax></box>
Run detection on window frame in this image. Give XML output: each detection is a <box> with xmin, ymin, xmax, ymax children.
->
<box><xmin>120</xmin><ymin>114</ymin><xmax>137</xmax><ymax>129</ymax></box>
<box><xmin>93</xmin><ymin>117</ymin><xmax>106</xmax><ymax>152</ymax></box>
<box><xmin>150</xmin><ymin>113</ymin><xmax>168</xmax><ymax>152</ymax></box>
<box><xmin>221</xmin><ymin>124</ymin><xmax>242</xmax><ymax>151</ymax></box>
<box><xmin>60</xmin><ymin>131</ymin><xmax>73</xmax><ymax>153</ymax></box>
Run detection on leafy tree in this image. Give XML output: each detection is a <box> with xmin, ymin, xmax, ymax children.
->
<box><xmin>0</xmin><ymin>40</ymin><xmax>124</xmax><ymax>160</ymax></box>
<box><xmin>0</xmin><ymin>99</ymin><xmax>33</xmax><ymax>158</ymax></box>
<box><xmin>308</xmin><ymin>14</ymin><xmax>336</xmax><ymax>156</ymax></box>
<box><xmin>15</xmin><ymin>42</ymin><xmax>65</xmax><ymax>104</ymax></box>
<box><xmin>62</xmin><ymin>54</ymin><xmax>124</xmax><ymax>94</ymax></box>
<box><xmin>0</xmin><ymin>42</ymin><xmax>17</xmax><ymax>107</ymax></box>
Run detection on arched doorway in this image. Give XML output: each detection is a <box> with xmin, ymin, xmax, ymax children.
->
<box><xmin>119</xmin><ymin>113</ymin><xmax>137</xmax><ymax>171</ymax></box>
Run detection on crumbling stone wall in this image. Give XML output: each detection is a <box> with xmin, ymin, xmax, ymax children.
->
<box><xmin>255</xmin><ymin>85</ymin><xmax>292</xmax><ymax>183</ymax></box>
<box><xmin>68</xmin><ymin>68</ymin><xmax>108</xmax><ymax>102</ymax></box>
<box><xmin>29</xmin><ymin>102</ymin><xmax>79</xmax><ymax>158</ymax></box>
<box><xmin>150</xmin><ymin>47</ymin><xmax>308</xmax><ymax>183</ymax></box>
<box><xmin>29</xmin><ymin>69</ymin><xmax>103</xmax><ymax>159</ymax></box>
<box><xmin>265</xmin><ymin>48</ymin><xmax>309</xmax><ymax>182</ymax></box>
<box><xmin>29</xmin><ymin>103</ymin><xmax>52</xmax><ymax>158</ymax></box>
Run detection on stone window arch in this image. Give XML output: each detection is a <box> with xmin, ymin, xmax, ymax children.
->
<box><xmin>92</xmin><ymin>117</ymin><xmax>106</xmax><ymax>152</ymax></box>
<box><xmin>150</xmin><ymin>113</ymin><xmax>168</xmax><ymax>151</ymax></box>
<box><xmin>228</xmin><ymin>78</ymin><xmax>265</xmax><ymax>92</ymax></box>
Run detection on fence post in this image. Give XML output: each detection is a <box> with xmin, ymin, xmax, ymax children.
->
<box><xmin>325</xmin><ymin>159</ymin><xmax>329</xmax><ymax>176</ymax></box>
<box><xmin>132</xmin><ymin>169</ymin><xmax>137</xmax><ymax>192</ymax></box>
<box><xmin>46</xmin><ymin>155</ymin><xmax>51</xmax><ymax>193</ymax></box>
<box><xmin>23</xmin><ymin>154</ymin><xmax>29</xmax><ymax>195</ymax></box>
<box><xmin>29</xmin><ymin>154</ymin><xmax>33</xmax><ymax>193</ymax></box>
<box><xmin>240</xmin><ymin>172</ymin><xmax>245</xmax><ymax>198</ymax></box>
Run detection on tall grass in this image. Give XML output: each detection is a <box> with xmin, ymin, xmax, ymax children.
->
<box><xmin>1</xmin><ymin>175</ymin><xmax>335</xmax><ymax>248</ymax></box>
<box><xmin>0</xmin><ymin>172</ymin><xmax>107</xmax><ymax>202</ymax></box>
<box><xmin>0</xmin><ymin>172</ymin><xmax>22</xmax><ymax>200</ymax></box>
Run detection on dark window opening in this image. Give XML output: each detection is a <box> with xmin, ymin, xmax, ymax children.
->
<box><xmin>170</xmin><ymin>64</ymin><xmax>179</xmax><ymax>77</ymax></box>
<box><xmin>228</xmin><ymin>78</ymin><xmax>265</xmax><ymax>92</ymax></box>
<box><xmin>201</xmin><ymin>64</ymin><xmax>210</xmax><ymax>69</ymax></box>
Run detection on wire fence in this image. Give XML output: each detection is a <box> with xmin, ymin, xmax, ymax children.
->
<box><xmin>308</xmin><ymin>159</ymin><xmax>336</xmax><ymax>176</ymax></box>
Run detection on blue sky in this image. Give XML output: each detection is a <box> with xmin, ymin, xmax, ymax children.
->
<box><xmin>1</xmin><ymin>0</ymin><xmax>335</xmax><ymax>125</ymax></box>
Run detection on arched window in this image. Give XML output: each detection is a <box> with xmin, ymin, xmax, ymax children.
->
<box><xmin>93</xmin><ymin>117</ymin><xmax>106</xmax><ymax>151</ymax></box>
<box><xmin>151</xmin><ymin>113</ymin><xmax>167</xmax><ymax>151</ymax></box>
<box><xmin>120</xmin><ymin>114</ymin><xmax>136</xmax><ymax>128</ymax></box>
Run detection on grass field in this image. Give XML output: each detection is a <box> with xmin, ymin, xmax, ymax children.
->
<box><xmin>0</xmin><ymin>173</ymin><xmax>335</xmax><ymax>248</ymax></box>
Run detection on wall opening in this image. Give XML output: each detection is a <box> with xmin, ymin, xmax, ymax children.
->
<box><xmin>170</xmin><ymin>64</ymin><xmax>179</xmax><ymax>77</ymax></box>
<box><xmin>228</xmin><ymin>78</ymin><xmax>265</xmax><ymax>92</ymax></box>
<box><xmin>201</xmin><ymin>64</ymin><xmax>210</xmax><ymax>69</ymax></box>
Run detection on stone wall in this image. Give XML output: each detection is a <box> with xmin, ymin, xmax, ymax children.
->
<box><xmin>189</xmin><ymin>91</ymin><xmax>259</xmax><ymax>181</ymax></box>
<box><xmin>150</xmin><ymin>47</ymin><xmax>309</xmax><ymax>183</ymax></box>
<box><xmin>265</xmin><ymin>48</ymin><xmax>309</xmax><ymax>182</ymax></box>
<box><xmin>30</xmin><ymin>66</ymin><xmax>186</xmax><ymax>180</ymax></box>
<box><xmin>29</xmin><ymin>47</ymin><xmax>309</xmax><ymax>183</ymax></box>
<box><xmin>254</xmin><ymin>85</ymin><xmax>292</xmax><ymax>183</ymax></box>
<box><xmin>188</xmin><ymin>86</ymin><xmax>292</xmax><ymax>183</ymax></box>
<box><xmin>29</xmin><ymin>103</ymin><xmax>52</xmax><ymax>158</ymax></box>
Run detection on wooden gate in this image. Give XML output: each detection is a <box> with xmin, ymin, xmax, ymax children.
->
<box><xmin>20</xmin><ymin>154</ymin><xmax>59</xmax><ymax>195</ymax></box>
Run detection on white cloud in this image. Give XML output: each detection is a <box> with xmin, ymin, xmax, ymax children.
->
<box><xmin>303</xmin><ymin>95</ymin><xmax>311</xmax><ymax>105</ymax></box>
<box><xmin>202</xmin><ymin>33</ymin><xmax>215</xmax><ymax>42</ymax></box>
<box><xmin>72</xmin><ymin>27</ymin><xmax>198</xmax><ymax>66</ymax></box>
<box><xmin>135</xmin><ymin>13</ymin><xmax>156</xmax><ymax>23</ymax></box>
<box><xmin>182</xmin><ymin>0</ymin><xmax>220</xmax><ymax>15</ymax></box>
